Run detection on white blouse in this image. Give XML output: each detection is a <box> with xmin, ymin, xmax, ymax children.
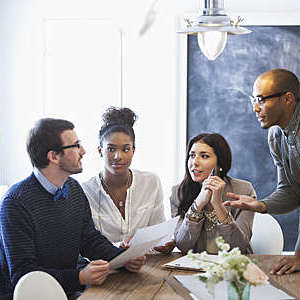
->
<box><xmin>81</xmin><ymin>169</ymin><xmax>166</xmax><ymax>243</ymax></box>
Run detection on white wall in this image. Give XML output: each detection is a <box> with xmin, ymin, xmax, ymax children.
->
<box><xmin>0</xmin><ymin>1</ymin><xmax>42</xmax><ymax>184</ymax></box>
<box><xmin>0</xmin><ymin>0</ymin><xmax>187</xmax><ymax>217</ymax></box>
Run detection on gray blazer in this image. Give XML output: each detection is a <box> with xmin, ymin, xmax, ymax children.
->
<box><xmin>170</xmin><ymin>177</ymin><xmax>256</xmax><ymax>254</ymax></box>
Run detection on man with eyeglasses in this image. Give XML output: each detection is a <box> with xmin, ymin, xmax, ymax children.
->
<box><xmin>224</xmin><ymin>68</ymin><xmax>300</xmax><ymax>275</ymax></box>
<box><xmin>0</xmin><ymin>118</ymin><xmax>145</xmax><ymax>300</ymax></box>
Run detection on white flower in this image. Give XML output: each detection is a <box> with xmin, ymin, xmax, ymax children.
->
<box><xmin>216</xmin><ymin>236</ymin><xmax>230</xmax><ymax>251</ymax></box>
<box><xmin>187</xmin><ymin>236</ymin><xmax>268</xmax><ymax>296</ymax></box>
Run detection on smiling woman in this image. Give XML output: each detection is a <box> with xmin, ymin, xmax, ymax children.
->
<box><xmin>81</xmin><ymin>107</ymin><xmax>175</xmax><ymax>253</ymax></box>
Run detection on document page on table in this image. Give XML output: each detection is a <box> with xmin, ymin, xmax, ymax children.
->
<box><xmin>129</xmin><ymin>216</ymin><xmax>180</xmax><ymax>247</ymax></box>
<box><xmin>174</xmin><ymin>274</ymin><xmax>294</xmax><ymax>300</ymax></box>
<box><xmin>163</xmin><ymin>254</ymin><xmax>220</xmax><ymax>271</ymax></box>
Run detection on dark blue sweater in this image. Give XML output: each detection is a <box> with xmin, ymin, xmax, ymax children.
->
<box><xmin>0</xmin><ymin>173</ymin><xmax>122</xmax><ymax>299</ymax></box>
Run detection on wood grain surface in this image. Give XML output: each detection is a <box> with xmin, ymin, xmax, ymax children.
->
<box><xmin>79</xmin><ymin>253</ymin><xmax>300</xmax><ymax>299</ymax></box>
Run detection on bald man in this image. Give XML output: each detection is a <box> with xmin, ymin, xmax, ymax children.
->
<box><xmin>224</xmin><ymin>68</ymin><xmax>300</xmax><ymax>275</ymax></box>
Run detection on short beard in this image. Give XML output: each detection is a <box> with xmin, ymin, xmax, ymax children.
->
<box><xmin>58</xmin><ymin>161</ymin><xmax>82</xmax><ymax>175</ymax></box>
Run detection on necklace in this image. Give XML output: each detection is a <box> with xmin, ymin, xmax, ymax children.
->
<box><xmin>99</xmin><ymin>171</ymin><xmax>132</xmax><ymax>209</ymax></box>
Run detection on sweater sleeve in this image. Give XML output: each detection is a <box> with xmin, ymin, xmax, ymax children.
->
<box><xmin>217</xmin><ymin>182</ymin><xmax>255</xmax><ymax>254</ymax></box>
<box><xmin>0</xmin><ymin>196</ymin><xmax>82</xmax><ymax>296</ymax></box>
<box><xmin>170</xmin><ymin>185</ymin><xmax>206</xmax><ymax>253</ymax></box>
<box><xmin>175</xmin><ymin>216</ymin><xmax>205</xmax><ymax>254</ymax></box>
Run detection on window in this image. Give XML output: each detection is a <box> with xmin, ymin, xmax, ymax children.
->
<box><xmin>44</xmin><ymin>19</ymin><xmax>122</xmax><ymax>181</ymax></box>
<box><xmin>0</xmin><ymin>4</ymin><xmax>186</xmax><ymax>218</ymax></box>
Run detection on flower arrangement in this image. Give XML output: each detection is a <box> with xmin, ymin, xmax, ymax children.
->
<box><xmin>188</xmin><ymin>237</ymin><xmax>268</xmax><ymax>300</ymax></box>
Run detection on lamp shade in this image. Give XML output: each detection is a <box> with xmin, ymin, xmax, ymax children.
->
<box><xmin>178</xmin><ymin>0</ymin><xmax>251</xmax><ymax>60</ymax></box>
<box><xmin>197</xmin><ymin>31</ymin><xmax>227</xmax><ymax>60</ymax></box>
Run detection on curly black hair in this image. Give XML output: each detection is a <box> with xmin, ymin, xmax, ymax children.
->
<box><xmin>99</xmin><ymin>107</ymin><xmax>137</xmax><ymax>147</ymax></box>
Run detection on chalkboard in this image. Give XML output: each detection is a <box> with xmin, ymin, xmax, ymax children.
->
<box><xmin>188</xmin><ymin>26</ymin><xmax>300</xmax><ymax>251</ymax></box>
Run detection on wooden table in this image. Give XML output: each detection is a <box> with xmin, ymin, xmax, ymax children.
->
<box><xmin>78</xmin><ymin>253</ymin><xmax>300</xmax><ymax>299</ymax></box>
<box><xmin>250</xmin><ymin>254</ymin><xmax>300</xmax><ymax>299</ymax></box>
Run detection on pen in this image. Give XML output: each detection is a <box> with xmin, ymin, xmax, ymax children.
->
<box><xmin>203</xmin><ymin>169</ymin><xmax>215</xmax><ymax>193</ymax></box>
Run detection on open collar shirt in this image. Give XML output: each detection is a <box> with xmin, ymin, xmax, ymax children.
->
<box><xmin>81</xmin><ymin>169</ymin><xmax>166</xmax><ymax>243</ymax></box>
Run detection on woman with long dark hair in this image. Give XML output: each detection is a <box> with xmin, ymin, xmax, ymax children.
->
<box><xmin>171</xmin><ymin>133</ymin><xmax>255</xmax><ymax>254</ymax></box>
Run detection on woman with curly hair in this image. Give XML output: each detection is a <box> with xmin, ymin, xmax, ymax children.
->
<box><xmin>82</xmin><ymin>107</ymin><xmax>175</xmax><ymax>252</ymax></box>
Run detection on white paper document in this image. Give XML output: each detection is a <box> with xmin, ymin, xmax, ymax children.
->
<box><xmin>163</xmin><ymin>254</ymin><xmax>220</xmax><ymax>271</ymax></box>
<box><xmin>129</xmin><ymin>216</ymin><xmax>180</xmax><ymax>247</ymax></box>
<box><xmin>174</xmin><ymin>274</ymin><xmax>294</xmax><ymax>300</ymax></box>
<box><xmin>109</xmin><ymin>236</ymin><xmax>165</xmax><ymax>270</ymax></box>
<box><xmin>109</xmin><ymin>217</ymin><xmax>180</xmax><ymax>270</ymax></box>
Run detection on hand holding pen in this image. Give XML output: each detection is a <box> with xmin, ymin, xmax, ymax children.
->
<box><xmin>203</xmin><ymin>168</ymin><xmax>215</xmax><ymax>191</ymax></box>
<box><xmin>204</xmin><ymin>169</ymin><xmax>226</xmax><ymax>206</ymax></box>
<box><xmin>194</xmin><ymin>168</ymin><xmax>215</xmax><ymax>208</ymax></box>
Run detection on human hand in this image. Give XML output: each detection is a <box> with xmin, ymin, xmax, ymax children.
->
<box><xmin>195</xmin><ymin>179</ymin><xmax>212</xmax><ymax>208</ymax></box>
<box><xmin>224</xmin><ymin>193</ymin><xmax>267</xmax><ymax>213</ymax></box>
<box><xmin>120</xmin><ymin>237</ymin><xmax>131</xmax><ymax>249</ymax></box>
<box><xmin>270</xmin><ymin>253</ymin><xmax>300</xmax><ymax>275</ymax></box>
<box><xmin>124</xmin><ymin>255</ymin><xmax>146</xmax><ymax>272</ymax></box>
<box><xmin>153</xmin><ymin>240</ymin><xmax>176</xmax><ymax>253</ymax></box>
<box><xmin>205</xmin><ymin>176</ymin><xmax>226</xmax><ymax>206</ymax></box>
<box><xmin>79</xmin><ymin>259</ymin><xmax>109</xmax><ymax>285</ymax></box>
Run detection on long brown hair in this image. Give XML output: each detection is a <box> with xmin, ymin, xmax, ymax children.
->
<box><xmin>177</xmin><ymin>133</ymin><xmax>232</xmax><ymax>217</ymax></box>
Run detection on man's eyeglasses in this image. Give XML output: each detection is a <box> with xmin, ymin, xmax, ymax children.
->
<box><xmin>250</xmin><ymin>91</ymin><xmax>288</xmax><ymax>106</ymax></box>
<box><xmin>55</xmin><ymin>142</ymin><xmax>82</xmax><ymax>152</ymax></box>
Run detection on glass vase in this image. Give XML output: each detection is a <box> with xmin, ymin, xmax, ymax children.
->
<box><xmin>227</xmin><ymin>281</ymin><xmax>251</xmax><ymax>300</ymax></box>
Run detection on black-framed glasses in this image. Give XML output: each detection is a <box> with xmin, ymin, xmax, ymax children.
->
<box><xmin>250</xmin><ymin>91</ymin><xmax>288</xmax><ymax>106</ymax></box>
<box><xmin>55</xmin><ymin>141</ymin><xmax>81</xmax><ymax>152</ymax></box>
